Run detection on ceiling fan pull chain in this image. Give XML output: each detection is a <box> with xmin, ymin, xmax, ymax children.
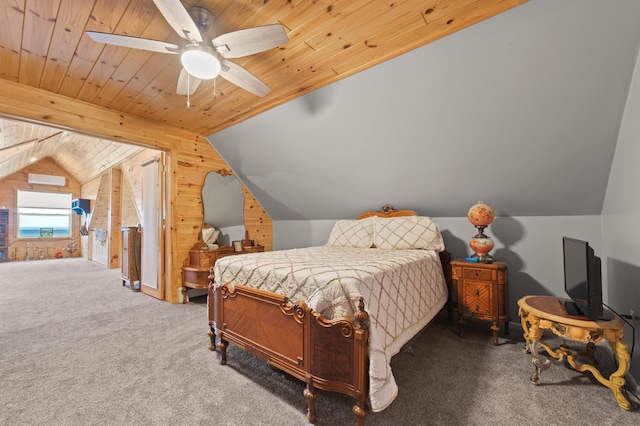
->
<box><xmin>186</xmin><ymin>75</ymin><xmax>191</xmax><ymax>108</ymax></box>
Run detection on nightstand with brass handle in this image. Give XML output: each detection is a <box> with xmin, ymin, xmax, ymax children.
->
<box><xmin>451</xmin><ymin>260</ymin><xmax>509</xmax><ymax>345</ymax></box>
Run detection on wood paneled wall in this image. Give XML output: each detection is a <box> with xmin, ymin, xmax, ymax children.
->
<box><xmin>120</xmin><ymin>175</ymin><xmax>140</xmax><ymax>227</ymax></box>
<box><xmin>88</xmin><ymin>173</ymin><xmax>111</xmax><ymax>231</ymax></box>
<box><xmin>108</xmin><ymin>169</ymin><xmax>122</xmax><ymax>269</ymax></box>
<box><xmin>80</xmin><ymin>175</ymin><xmax>101</xmax><ymax>201</ymax></box>
<box><xmin>0</xmin><ymin>158</ymin><xmax>82</xmax><ymax>261</ymax></box>
<box><xmin>121</xmin><ymin>149</ymin><xmax>160</xmax><ymax>225</ymax></box>
<box><xmin>0</xmin><ymin>79</ymin><xmax>273</xmax><ymax>303</ymax></box>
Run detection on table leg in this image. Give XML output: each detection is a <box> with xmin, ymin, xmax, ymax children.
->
<box><xmin>520</xmin><ymin>310</ymin><xmax>530</xmax><ymax>354</ymax></box>
<box><xmin>609</xmin><ymin>340</ymin><xmax>632</xmax><ymax>411</ymax></box>
<box><xmin>458</xmin><ymin>312</ymin><xmax>465</xmax><ymax>338</ymax></box>
<box><xmin>491</xmin><ymin>321</ymin><xmax>499</xmax><ymax>346</ymax></box>
<box><xmin>520</xmin><ymin>309</ymin><xmax>553</xmax><ymax>384</ymax></box>
<box><xmin>528</xmin><ymin>340</ymin><xmax>553</xmax><ymax>385</ymax></box>
<box><xmin>564</xmin><ymin>339</ymin><xmax>631</xmax><ymax>410</ymax></box>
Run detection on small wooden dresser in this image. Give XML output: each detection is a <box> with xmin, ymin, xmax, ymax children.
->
<box><xmin>451</xmin><ymin>259</ymin><xmax>509</xmax><ymax>345</ymax></box>
<box><xmin>182</xmin><ymin>243</ymin><xmax>264</xmax><ymax>293</ymax></box>
<box><xmin>121</xmin><ymin>226</ymin><xmax>139</xmax><ymax>290</ymax></box>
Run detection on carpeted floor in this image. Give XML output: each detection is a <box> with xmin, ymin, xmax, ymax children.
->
<box><xmin>0</xmin><ymin>258</ymin><xmax>638</xmax><ymax>425</ymax></box>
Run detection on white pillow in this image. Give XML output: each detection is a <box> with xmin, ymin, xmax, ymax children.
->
<box><xmin>326</xmin><ymin>217</ymin><xmax>374</xmax><ymax>248</ymax></box>
<box><xmin>374</xmin><ymin>216</ymin><xmax>445</xmax><ymax>251</ymax></box>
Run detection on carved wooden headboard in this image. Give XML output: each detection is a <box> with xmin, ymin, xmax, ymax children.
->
<box><xmin>356</xmin><ymin>204</ymin><xmax>416</xmax><ymax>220</ymax></box>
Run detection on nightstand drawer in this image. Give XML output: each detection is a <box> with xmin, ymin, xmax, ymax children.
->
<box><xmin>462</xmin><ymin>281</ymin><xmax>493</xmax><ymax>315</ymax></box>
<box><xmin>463</xmin><ymin>268</ymin><xmax>493</xmax><ymax>281</ymax></box>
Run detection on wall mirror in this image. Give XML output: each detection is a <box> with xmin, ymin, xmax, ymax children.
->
<box><xmin>202</xmin><ymin>171</ymin><xmax>244</xmax><ymax>247</ymax></box>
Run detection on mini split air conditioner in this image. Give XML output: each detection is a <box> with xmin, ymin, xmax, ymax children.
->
<box><xmin>27</xmin><ymin>173</ymin><xmax>66</xmax><ymax>187</ymax></box>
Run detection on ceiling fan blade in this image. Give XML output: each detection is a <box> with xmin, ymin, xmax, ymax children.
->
<box><xmin>176</xmin><ymin>68</ymin><xmax>202</xmax><ymax>95</ymax></box>
<box><xmin>86</xmin><ymin>31</ymin><xmax>179</xmax><ymax>54</ymax></box>
<box><xmin>153</xmin><ymin>0</ymin><xmax>202</xmax><ymax>43</ymax></box>
<box><xmin>219</xmin><ymin>60</ymin><xmax>270</xmax><ymax>97</ymax></box>
<box><xmin>212</xmin><ymin>25</ymin><xmax>288</xmax><ymax>59</ymax></box>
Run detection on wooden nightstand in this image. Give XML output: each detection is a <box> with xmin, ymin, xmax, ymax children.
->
<box><xmin>121</xmin><ymin>226</ymin><xmax>139</xmax><ymax>290</ymax></box>
<box><xmin>451</xmin><ymin>260</ymin><xmax>509</xmax><ymax>345</ymax></box>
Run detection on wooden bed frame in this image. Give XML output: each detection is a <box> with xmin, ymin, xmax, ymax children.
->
<box><xmin>208</xmin><ymin>206</ymin><xmax>452</xmax><ymax>425</ymax></box>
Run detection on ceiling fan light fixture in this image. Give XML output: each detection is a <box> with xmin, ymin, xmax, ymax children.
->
<box><xmin>181</xmin><ymin>47</ymin><xmax>221</xmax><ymax>80</ymax></box>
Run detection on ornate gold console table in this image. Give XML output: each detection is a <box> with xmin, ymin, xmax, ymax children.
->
<box><xmin>518</xmin><ymin>295</ymin><xmax>630</xmax><ymax>410</ymax></box>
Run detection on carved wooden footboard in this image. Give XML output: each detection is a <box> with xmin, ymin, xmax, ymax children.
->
<box><xmin>208</xmin><ymin>283</ymin><xmax>370</xmax><ymax>425</ymax></box>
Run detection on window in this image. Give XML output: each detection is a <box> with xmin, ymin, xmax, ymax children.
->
<box><xmin>17</xmin><ymin>190</ymin><xmax>72</xmax><ymax>238</ymax></box>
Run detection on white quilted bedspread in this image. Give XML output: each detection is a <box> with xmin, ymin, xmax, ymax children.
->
<box><xmin>213</xmin><ymin>246</ymin><xmax>448</xmax><ymax>412</ymax></box>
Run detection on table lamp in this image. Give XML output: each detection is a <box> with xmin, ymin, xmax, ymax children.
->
<box><xmin>467</xmin><ymin>201</ymin><xmax>495</xmax><ymax>263</ymax></box>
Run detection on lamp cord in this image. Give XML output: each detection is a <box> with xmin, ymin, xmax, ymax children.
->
<box><xmin>603</xmin><ymin>303</ymin><xmax>636</xmax><ymax>362</ymax></box>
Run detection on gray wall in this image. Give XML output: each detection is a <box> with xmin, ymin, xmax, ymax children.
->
<box><xmin>602</xmin><ymin>49</ymin><xmax>640</xmax><ymax>385</ymax></box>
<box><xmin>273</xmin><ymin>215</ymin><xmax>602</xmax><ymax>324</ymax></box>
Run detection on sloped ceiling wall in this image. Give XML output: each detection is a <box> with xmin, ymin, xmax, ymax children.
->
<box><xmin>208</xmin><ymin>0</ymin><xmax>640</xmax><ymax>221</ymax></box>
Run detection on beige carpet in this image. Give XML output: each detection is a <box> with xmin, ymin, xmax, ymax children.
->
<box><xmin>0</xmin><ymin>258</ymin><xmax>638</xmax><ymax>425</ymax></box>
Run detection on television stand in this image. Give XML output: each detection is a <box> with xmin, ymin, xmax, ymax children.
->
<box><xmin>517</xmin><ymin>295</ymin><xmax>631</xmax><ymax>410</ymax></box>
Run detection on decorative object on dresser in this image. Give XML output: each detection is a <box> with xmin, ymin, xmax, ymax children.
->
<box><xmin>209</xmin><ymin>205</ymin><xmax>452</xmax><ymax>425</ymax></box>
<box><xmin>202</xmin><ymin>225</ymin><xmax>220</xmax><ymax>250</ymax></box>
<box><xmin>467</xmin><ymin>201</ymin><xmax>495</xmax><ymax>263</ymax></box>
<box><xmin>451</xmin><ymin>259</ymin><xmax>509</xmax><ymax>345</ymax></box>
<box><xmin>182</xmin><ymin>225</ymin><xmax>263</xmax><ymax>296</ymax></box>
<box><xmin>0</xmin><ymin>208</ymin><xmax>9</xmax><ymax>262</ymax></box>
<box><xmin>121</xmin><ymin>226</ymin><xmax>140</xmax><ymax>290</ymax></box>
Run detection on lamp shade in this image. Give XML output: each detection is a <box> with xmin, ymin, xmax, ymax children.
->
<box><xmin>181</xmin><ymin>48</ymin><xmax>221</xmax><ymax>80</ymax></box>
<box><xmin>467</xmin><ymin>202</ymin><xmax>494</xmax><ymax>227</ymax></box>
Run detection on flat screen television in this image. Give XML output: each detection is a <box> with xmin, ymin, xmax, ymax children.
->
<box><xmin>562</xmin><ymin>237</ymin><xmax>603</xmax><ymax>320</ymax></box>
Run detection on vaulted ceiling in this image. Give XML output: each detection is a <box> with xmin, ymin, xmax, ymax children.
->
<box><xmin>0</xmin><ymin>118</ymin><xmax>148</xmax><ymax>183</ymax></box>
<box><xmin>0</xmin><ymin>0</ymin><xmax>527</xmax><ymax>184</ymax></box>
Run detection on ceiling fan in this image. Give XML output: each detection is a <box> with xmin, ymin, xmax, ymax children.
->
<box><xmin>86</xmin><ymin>0</ymin><xmax>288</xmax><ymax>101</ymax></box>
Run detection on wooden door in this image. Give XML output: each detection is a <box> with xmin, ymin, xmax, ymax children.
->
<box><xmin>140</xmin><ymin>156</ymin><xmax>164</xmax><ymax>299</ymax></box>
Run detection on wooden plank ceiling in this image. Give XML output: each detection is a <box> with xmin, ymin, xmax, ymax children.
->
<box><xmin>0</xmin><ymin>118</ymin><xmax>146</xmax><ymax>183</ymax></box>
<box><xmin>0</xmin><ymin>0</ymin><xmax>527</xmax><ymax>183</ymax></box>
